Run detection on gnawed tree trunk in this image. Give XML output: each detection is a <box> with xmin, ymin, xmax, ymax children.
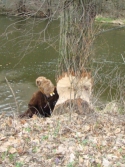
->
<box><xmin>54</xmin><ymin>1</ymin><xmax>96</xmax><ymax>115</ymax></box>
<box><xmin>53</xmin><ymin>71</ymin><xmax>93</xmax><ymax>115</ymax></box>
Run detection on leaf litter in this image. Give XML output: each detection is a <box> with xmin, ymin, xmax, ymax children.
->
<box><xmin>0</xmin><ymin>109</ymin><xmax>125</xmax><ymax>167</ymax></box>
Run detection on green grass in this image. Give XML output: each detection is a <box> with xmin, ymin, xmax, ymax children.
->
<box><xmin>96</xmin><ymin>17</ymin><xmax>114</xmax><ymax>23</ymax></box>
<box><xmin>15</xmin><ymin>162</ymin><xmax>24</xmax><ymax>167</ymax></box>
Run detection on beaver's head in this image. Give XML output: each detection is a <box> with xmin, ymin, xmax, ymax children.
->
<box><xmin>36</xmin><ymin>76</ymin><xmax>55</xmax><ymax>97</ymax></box>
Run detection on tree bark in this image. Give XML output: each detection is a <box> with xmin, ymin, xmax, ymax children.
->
<box><xmin>58</xmin><ymin>0</ymin><xmax>97</xmax><ymax>76</ymax></box>
<box><xmin>55</xmin><ymin>1</ymin><xmax>97</xmax><ymax>114</ymax></box>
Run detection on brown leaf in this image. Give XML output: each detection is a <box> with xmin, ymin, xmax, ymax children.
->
<box><xmin>115</xmin><ymin>128</ymin><xmax>121</xmax><ymax>134</ymax></box>
<box><xmin>69</xmin><ymin>153</ymin><xmax>75</xmax><ymax>162</ymax></box>
<box><xmin>32</xmin><ymin>114</ymin><xmax>38</xmax><ymax>119</ymax></box>
<box><xmin>102</xmin><ymin>158</ymin><xmax>111</xmax><ymax>167</ymax></box>
<box><xmin>0</xmin><ymin>158</ymin><xmax>2</xmax><ymax>164</ymax></box>
<box><xmin>17</xmin><ymin>148</ymin><xmax>24</xmax><ymax>155</ymax></box>
<box><xmin>20</xmin><ymin>119</ymin><xmax>27</xmax><ymax>125</ymax></box>
<box><xmin>6</xmin><ymin>118</ymin><xmax>12</xmax><ymax>127</ymax></box>
<box><xmin>56</xmin><ymin>145</ymin><xmax>66</xmax><ymax>154</ymax></box>
<box><xmin>79</xmin><ymin>156</ymin><xmax>84</xmax><ymax>163</ymax></box>
<box><xmin>9</xmin><ymin>147</ymin><xmax>17</xmax><ymax>154</ymax></box>
<box><xmin>114</xmin><ymin>151</ymin><xmax>121</xmax><ymax>158</ymax></box>
<box><xmin>84</xmin><ymin>125</ymin><xmax>90</xmax><ymax>132</ymax></box>
<box><xmin>0</xmin><ymin>136</ymin><xmax>6</xmax><ymax>141</ymax></box>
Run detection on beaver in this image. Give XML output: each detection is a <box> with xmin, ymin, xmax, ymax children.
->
<box><xmin>19</xmin><ymin>76</ymin><xmax>59</xmax><ymax>118</ymax></box>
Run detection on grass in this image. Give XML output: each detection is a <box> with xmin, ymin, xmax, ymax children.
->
<box><xmin>95</xmin><ymin>15</ymin><xmax>125</xmax><ymax>25</ymax></box>
<box><xmin>95</xmin><ymin>16</ymin><xmax>114</xmax><ymax>23</ymax></box>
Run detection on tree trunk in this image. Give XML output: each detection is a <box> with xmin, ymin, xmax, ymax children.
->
<box><xmin>58</xmin><ymin>0</ymin><xmax>96</xmax><ymax>76</ymax></box>
<box><xmin>55</xmin><ymin>1</ymin><xmax>97</xmax><ymax>115</ymax></box>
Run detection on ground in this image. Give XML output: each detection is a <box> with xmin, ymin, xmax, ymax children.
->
<box><xmin>0</xmin><ymin>109</ymin><xmax>125</xmax><ymax>167</ymax></box>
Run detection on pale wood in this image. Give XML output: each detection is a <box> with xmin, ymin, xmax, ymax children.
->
<box><xmin>53</xmin><ymin>72</ymin><xmax>93</xmax><ymax>115</ymax></box>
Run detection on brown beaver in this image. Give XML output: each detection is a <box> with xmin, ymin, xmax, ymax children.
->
<box><xmin>19</xmin><ymin>77</ymin><xmax>59</xmax><ymax>118</ymax></box>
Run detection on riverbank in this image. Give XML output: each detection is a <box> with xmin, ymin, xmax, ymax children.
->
<box><xmin>96</xmin><ymin>15</ymin><xmax>125</xmax><ymax>25</ymax></box>
<box><xmin>0</xmin><ymin>108</ymin><xmax>125</xmax><ymax>167</ymax></box>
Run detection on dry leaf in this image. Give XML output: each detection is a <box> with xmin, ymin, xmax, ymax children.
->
<box><xmin>0</xmin><ymin>136</ymin><xmax>6</xmax><ymax>141</ymax></box>
<box><xmin>0</xmin><ymin>145</ymin><xmax>8</xmax><ymax>152</ymax></box>
<box><xmin>84</xmin><ymin>125</ymin><xmax>90</xmax><ymax>132</ymax></box>
<box><xmin>96</xmin><ymin>158</ymin><xmax>101</xmax><ymax>164</ymax></box>
<box><xmin>121</xmin><ymin>146</ymin><xmax>125</xmax><ymax>150</ymax></box>
<box><xmin>31</xmin><ymin>138</ymin><xmax>40</xmax><ymax>144</ymax></box>
<box><xmin>69</xmin><ymin>153</ymin><xmax>75</xmax><ymax>162</ymax></box>
<box><xmin>6</xmin><ymin>118</ymin><xmax>12</xmax><ymax>127</ymax></box>
<box><xmin>17</xmin><ymin>148</ymin><xmax>24</xmax><ymax>155</ymax></box>
<box><xmin>0</xmin><ymin>114</ymin><xmax>3</xmax><ymax>119</ymax></box>
<box><xmin>84</xmin><ymin>159</ymin><xmax>89</xmax><ymax>166</ymax></box>
<box><xmin>32</xmin><ymin>114</ymin><xmax>38</xmax><ymax>119</ymax></box>
<box><xmin>115</xmin><ymin>128</ymin><xmax>121</xmax><ymax>134</ymax></box>
<box><xmin>114</xmin><ymin>151</ymin><xmax>121</xmax><ymax>158</ymax></box>
<box><xmin>9</xmin><ymin>147</ymin><xmax>17</xmax><ymax>154</ymax></box>
<box><xmin>56</xmin><ymin>145</ymin><xmax>66</xmax><ymax>154</ymax></box>
<box><xmin>102</xmin><ymin>158</ymin><xmax>111</xmax><ymax>167</ymax></box>
<box><xmin>79</xmin><ymin>156</ymin><xmax>84</xmax><ymax>163</ymax></box>
<box><xmin>20</xmin><ymin>119</ymin><xmax>27</xmax><ymax>125</ymax></box>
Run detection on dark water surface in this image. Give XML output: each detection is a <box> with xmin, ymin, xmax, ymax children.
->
<box><xmin>0</xmin><ymin>16</ymin><xmax>59</xmax><ymax>114</ymax></box>
<box><xmin>93</xmin><ymin>24</ymin><xmax>125</xmax><ymax>103</ymax></box>
<box><xmin>0</xmin><ymin>16</ymin><xmax>124</xmax><ymax>114</ymax></box>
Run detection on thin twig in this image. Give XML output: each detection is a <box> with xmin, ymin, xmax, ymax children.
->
<box><xmin>5</xmin><ymin>77</ymin><xmax>19</xmax><ymax>113</ymax></box>
<box><xmin>121</xmin><ymin>54</ymin><xmax>125</xmax><ymax>63</ymax></box>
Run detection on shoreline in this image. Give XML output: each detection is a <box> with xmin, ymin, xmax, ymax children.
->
<box><xmin>95</xmin><ymin>15</ymin><xmax>125</xmax><ymax>25</ymax></box>
<box><xmin>0</xmin><ymin>13</ymin><xmax>125</xmax><ymax>25</ymax></box>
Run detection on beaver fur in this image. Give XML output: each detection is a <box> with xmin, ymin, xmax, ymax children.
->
<box><xmin>19</xmin><ymin>76</ymin><xmax>59</xmax><ymax>118</ymax></box>
<box><xmin>19</xmin><ymin>87</ymin><xmax>59</xmax><ymax>118</ymax></box>
<box><xmin>36</xmin><ymin>76</ymin><xmax>55</xmax><ymax>97</ymax></box>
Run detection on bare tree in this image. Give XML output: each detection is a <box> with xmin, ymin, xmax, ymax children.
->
<box><xmin>58</xmin><ymin>0</ymin><xmax>97</xmax><ymax>76</ymax></box>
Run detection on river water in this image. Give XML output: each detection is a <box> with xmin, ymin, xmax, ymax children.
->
<box><xmin>0</xmin><ymin>16</ymin><xmax>124</xmax><ymax>114</ymax></box>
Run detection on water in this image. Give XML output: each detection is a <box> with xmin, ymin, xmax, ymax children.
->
<box><xmin>0</xmin><ymin>16</ymin><xmax>60</xmax><ymax>114</ymax></box>
<box><xmin>0</xmin><ymin>16</ymin><xmax>124</xmax><ymax>114</ymax></box>
<box><xmin>93</xmin><ymin>24</ymin><xmax>125</xmax><ymax>104</ymax></box>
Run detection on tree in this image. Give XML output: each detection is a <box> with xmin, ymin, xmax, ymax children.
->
<box><xmin>58</xmin><ymin>0</ymin><xmax>97</xmax><ymax>75</ymax></box>
<box><xmin>54</xmin><ymin>0</ymin><xmax>99</xmax><ymax>114</ymax></box>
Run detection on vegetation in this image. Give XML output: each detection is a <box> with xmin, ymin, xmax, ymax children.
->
<box><xmin>95</xmin><ymin>16</ymin><xmax>114</xmax><ymax>23</ymax></box>
<box><xmin>95</xmin><ymin>15</ymin><xmax>125</xmax><ymax>24</ymax></box>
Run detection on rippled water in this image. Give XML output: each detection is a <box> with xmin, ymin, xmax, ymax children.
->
<box><xmin>0</xmin><ymin>16</ymin><xmax>125</xmax><ymax>114</ymax></box>
<box><xmin>93</xmin><ymin>24</ymin><xmax>125</xmax><ymax>103</ymax></box>
<box><xmin>0</xmin><ymin>16</ymin><xmax>59</xmax><ymax>114</ymax></box>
